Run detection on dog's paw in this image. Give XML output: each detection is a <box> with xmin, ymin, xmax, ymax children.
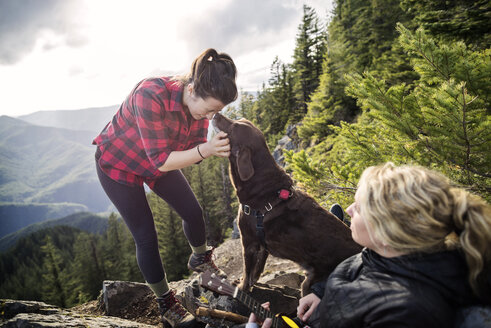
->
<box><xmin>237</xmin><ymin>280</ymin><xmax>247</xmax><ymax>291</ymax></box>
<box><xmin>237</xmin><ymin>279</ymin><xmax>253</xmax><ymax>292</ymax></box>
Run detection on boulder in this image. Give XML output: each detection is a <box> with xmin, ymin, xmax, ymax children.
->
<box><xmin>0</xmin><ymin>299</ymin><xmax>156</xmax><ymax>328</ymax></box>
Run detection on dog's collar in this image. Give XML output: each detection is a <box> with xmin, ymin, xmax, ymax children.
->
<box><xmin>241</xmin><ymin>188</ymin><xmax>293</xmax><ymax>248</ymax></box>
<box><xmin>241</xmin><ymin>188</ymin><xmax>293</xmax><ymax>216</ymax></box>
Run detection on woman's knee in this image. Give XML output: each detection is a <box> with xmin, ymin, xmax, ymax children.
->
<box><xmin>133</xmin><ymin>228</ymin><xmax>159</xmax><ymax>248</ymax></box>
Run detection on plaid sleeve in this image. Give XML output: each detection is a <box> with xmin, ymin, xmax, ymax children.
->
<box><xmin>188</xmin><ymin>119</ymin><xmax>209</xmax><ymax>149</ymax></box>
<box><xmin>133</xmin><ymin>85</ymin><xmax>173</xmax><ymax>170</ymax></box>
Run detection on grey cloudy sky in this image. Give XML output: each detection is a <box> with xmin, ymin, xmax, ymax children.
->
<box><xmin>0</xmin><ymin>0</ymin><xmax>333</xmax><ymax>116</ymax></box>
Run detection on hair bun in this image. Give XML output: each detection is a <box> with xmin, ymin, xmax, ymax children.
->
<box><xmin>205</xmin><ymin>49</ymin><xmax>218</xmax><ymax>63</ymax></box>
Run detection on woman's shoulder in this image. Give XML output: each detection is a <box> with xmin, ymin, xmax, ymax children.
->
<box><xmin>135</xmin><ymin>77</ymin><xmax>170</xmax><ymax>92</ymax></box>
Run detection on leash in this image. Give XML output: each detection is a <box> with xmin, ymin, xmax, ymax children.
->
<box><xmin>241</xmin><ymin>188</ymin><xmax>293</xmax><ymax>247</ymax></box>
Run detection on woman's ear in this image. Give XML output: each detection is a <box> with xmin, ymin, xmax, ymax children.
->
<box><xmin>236</xmin><ymin>147</ymin><xmax>254</xmax><ymax>181</ymax></box>
<box><xmin>187</xmin><ymin>83</ymin><xmax>194</xmax><ymax>96</ymax></box>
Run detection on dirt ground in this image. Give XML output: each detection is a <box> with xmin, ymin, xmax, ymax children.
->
<box><xmin>71</xmin><ymin>238</ymin><xmax>302</xmax><ymax>326</ymax></box>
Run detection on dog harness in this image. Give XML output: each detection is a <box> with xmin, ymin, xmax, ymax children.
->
<box><xmin>241</xmin><ymin>188</ymin><xmax>293</xmax><ymax>247</ymax></box>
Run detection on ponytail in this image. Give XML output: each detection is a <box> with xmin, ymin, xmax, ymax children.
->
<box><xmin>451</xmin><ymin>188</ymin><xmax>491</xmax><ymax>299</ymax></box>
<box><xmin>185</xmin><ymin>48</ymin><xmax>238</xmax><ymax>105</ymax></box>
<box><xmin>358</xmin><ymin>163</ymin><xmax>491</xmax><ymax>300</ymax></box>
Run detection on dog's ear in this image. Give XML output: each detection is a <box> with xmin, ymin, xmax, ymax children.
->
<box><xmin>236</xmin><ymin>147</ymin><xmax>254</xmax><ymax>181</ymax></box>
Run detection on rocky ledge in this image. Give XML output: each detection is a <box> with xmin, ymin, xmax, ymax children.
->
<box><xmin>1</xmin><ymin>271</ymin><xmax>303</xmax><ymax>328</ymax></box>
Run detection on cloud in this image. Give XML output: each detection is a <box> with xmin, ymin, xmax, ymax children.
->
<box><xmin>0</xmin><ymin>0</ymin><xmax>87</xmax><ymax>65</ymax></box>
<box><xmin>178</xmin><ymin>0</ymin><xmax>300</xmax><ymax>59</ymax></box>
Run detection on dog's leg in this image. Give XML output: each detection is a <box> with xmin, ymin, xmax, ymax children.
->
<box><xmin>300</xmin><ymin>269</ymin><xmax>314</xmax><ymax>297</ymax></box>
<box><xmin>239</xmin><ymin>240</ymin><xmax>260</xmax><ymax>291</ymax></box>
<box><xmin>251</xmin><ymin>246</ymin><xmax>269</xmax><ymax>284</ymax></box>
<box><xmin>237</xmin><ymin>211</ymin><xmax>259</xmax><ymax>291</ymax></box>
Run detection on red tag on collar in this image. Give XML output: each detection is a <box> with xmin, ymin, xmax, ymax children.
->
<box><xmin>278</xmin><ymin>189</ymin><xmax>290</xmax><ymax>200</ymax></box>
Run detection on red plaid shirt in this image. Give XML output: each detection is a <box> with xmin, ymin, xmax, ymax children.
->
<box><xmin>93</xmin><ymin>77</ymin><xmax>208</xmax><ymax>187</ymax></box>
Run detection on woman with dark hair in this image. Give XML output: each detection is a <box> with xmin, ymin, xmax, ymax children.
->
<box><xmin>93</xmin><ymin>48</ymin><xmax>238</xmax><ymax>327</ymax></box>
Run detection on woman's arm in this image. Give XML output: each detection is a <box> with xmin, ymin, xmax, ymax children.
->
<box><xmin>158</xmin><ymin>131</ymin><xmax>230</xmax><ymax>172</ymax></box>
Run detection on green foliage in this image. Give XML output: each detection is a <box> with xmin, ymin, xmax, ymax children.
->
<box><xmin>401</xmin><ymin>0</ymin><xmax>491</xmax><ymax>49</ymax></box>
<box><xmin>292</xmin><ymin>5</ymin><xmax>327</xmax><ymax>119</ymax></box>
<box><xmin>0</xmin><ymin>215</ymin><xmax>142</xmax><ymax>308</ymax></box>
<box><xmin>238</xmin><ymin>5</ymin><xmax>327</xmax><ymax>149</ymax></box>
<box><xmin>41</xmin><ymin>235</ymin><xmax>68</xmax><ymax>307</ymax></box>
<box><xmin>182</xmin><ymin>156</ymin><xmax>237</xmax><ymax>246</ymax></box>
<box><xmin>299</xmin><ymin>0</ymin><xmax>415</xmax><ymax>143</ymax></box>
<box><xmin>289</xmin><ymin>24</ymin><xmax>490</xmax><ymax>205</ymax></box>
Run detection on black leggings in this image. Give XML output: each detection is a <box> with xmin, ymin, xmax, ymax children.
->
<box><xmin>96</xmin><ymin>158</ymin><xmax>205</xmax><ymax>284</ymax></box>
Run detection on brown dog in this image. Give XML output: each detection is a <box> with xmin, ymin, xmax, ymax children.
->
<box><xmin>213</xmin><ymin>113</ymin><xmax>362</xmax><ymax>296</ymax></box>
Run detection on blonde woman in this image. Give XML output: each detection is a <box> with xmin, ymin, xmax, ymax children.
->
<box><xmin>249</xmin><ymin>162</ymin><xmax>491</xmax><ymax>328</ymax></box>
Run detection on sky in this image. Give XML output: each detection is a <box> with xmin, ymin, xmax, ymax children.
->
<box><xmin>0</xmin><ymin>0</ymin><xmax>333</xmax><ymax>117</ymax></box>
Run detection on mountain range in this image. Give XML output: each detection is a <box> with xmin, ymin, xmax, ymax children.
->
<box><xmin>18</xmin><ymin>105</ymin><xmax>118</xmax><ymax>134</ymax></box>
<box><xmin>0</xmin><ymin>107</ymin><xmax>117</xmax><ymax>239</ymax></box>
<box><xmin>0</xmin><ymin>211</ymin><xmax>109</xmax><ymax>252</ymax></box>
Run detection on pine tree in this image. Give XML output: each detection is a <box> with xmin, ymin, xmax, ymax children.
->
<box><xmin>287</xmin><ymin>24</ymin><xmax>491</xmax><ymax>206</ymax></box>
<box><xmin>292</xmin><ymin>5</ymin><xmax>326</xmax><ymax>120</ymax></box>
<box><xmin>401</xmin><ymin>0</ymin><xmax>491</xmax><ymax>49</ymax></box>
<box><xmin>299</xmin><ymin>0</ymin><xmax>414</xmax><ymax>143</ymax></box>
<box><xmin>102</xmin><ymin>213</ymin><xmax>126</xmax><ymax>279</ymax></box>
<box><xmin>68</xmin><ymin>232</ymin><xmax>105</xmax><ymax>305</ymax></box>
<box><xmin>41</xmin><ymin>235</ymin><xmax>67</xmax><ymax>307</ymax></box>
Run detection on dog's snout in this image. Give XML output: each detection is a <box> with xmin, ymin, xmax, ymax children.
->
<box><xmin>212</xmin><ymin>113</ymin><xmax>233</xmax><ymax>133</ymax></box>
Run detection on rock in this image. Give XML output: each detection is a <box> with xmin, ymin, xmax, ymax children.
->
<box><xmin>263</xmin><ymin>272</ymin><xmax>304</xmax><ymax>290</ymax></box>
<box><xmin>98</xmin><ymin>279</ymin><xmax>193</xmax><ymax>326</ymax></box>
<box><xmin>0</xmin><ymin>299</ymin><xmax>60</xmax><ymax>319</ymax></box>
<box><xmin>0</xmin><ymin>299</ymin><xmax>156</xmax><ymax>328</ymax></box>
<box><xmin>98</xmin><ymin>272</ymin><xmax>302</xmax><ymax>326</ymax></box>
<box><xmin>102</xmin><ymin>281</ymin><xmax>153</xmax><ymax>316</ymax></box>
<box><xmin>231</xmin><ymin>219</ymin><xmax>240</xmax><ymax>239</ymax></box>
<box><xmin>272</xmin><ymin>123</ymin><xmax>301</xmax><ymax>165</ymax></box>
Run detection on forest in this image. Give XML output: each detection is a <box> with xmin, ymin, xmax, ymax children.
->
<box><xmin>0</xmin><ymin>0</ymin><xmax>489</xmax><ymax>307</ymax></box>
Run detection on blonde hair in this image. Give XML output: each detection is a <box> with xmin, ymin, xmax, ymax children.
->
<box><xmin>357</xmin><ymin>162</ymin><xmax>491</xmax><ymax>297</ymax></box>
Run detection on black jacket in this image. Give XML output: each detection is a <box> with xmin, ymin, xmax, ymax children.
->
<box><xmin>308</xmin><ymin>248</ymin><xmax>483</xmax><ymax>328</ymax></box>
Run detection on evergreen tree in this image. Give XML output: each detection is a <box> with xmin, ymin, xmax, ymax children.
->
<box><xmin>401</xmin><ymin>0</ymin><xmax>491</xmax><ymax>49</ymax></box>
<box><xmin>102</xmin><ymin>213</ymin><xmax>126</xmax><ymax>279</ymax></box>
<box><xmin>183</xmin><ymin>156</ymin><xmax>237</xmax><ymax>245</ymax></box>
<box><xmin>68</xmin><ymin>232</ymin><xmax>105</xmax><ymax>305</ymax></box>
<box><xmin>225</xmin><ymin>90</ymin><xmax>257</xmax><ymax>122</ymax></box>
<box><xmin>287</xmin><ymin>24</ymin><xmax>491</xmax><ymax>208</ymax></box>
<box><xmin>41</xmin><ymin>235</ymin><xmax>67</xmax><ymax>307</ymax></box>
<box><xmin>252</xmin><ymin>58</ymin><xmax>296</xmax><ymax>147</ymax></box>
<box><xmin>292</xmin><ymin>5</ymin><xmax>326</xmax><ymax>120</ymax></box>
<box><xmin>299</xmin><ymin>0</ymin><xmax>414</xmax><ymax>143</ymax></box>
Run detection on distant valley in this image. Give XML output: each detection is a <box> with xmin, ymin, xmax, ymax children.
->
<box><xmin>0</xmin><ymin>106</ymin><xmax>118</xmax><ymax>239</ymax></box>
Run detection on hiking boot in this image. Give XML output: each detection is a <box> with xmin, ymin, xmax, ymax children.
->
<box><xmin>157</xmin><ymin>290</ymin><xmax>196</xmax><ymax>328</ymax></box>
<box><xmin>330</xmin><ymin>203</ymin><xmax>350</xmax><ymax>227</ymax></box>
<box><xmin>188</xmin><ymin>248</ymin><xmax>226</xmax><ymax>278</ymax></box>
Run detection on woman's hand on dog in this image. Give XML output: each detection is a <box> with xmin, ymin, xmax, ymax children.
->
<box><xmin>202</xmin><ymin>131</ymin><xmax>230</xmax><ymax>158</ymax></box>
